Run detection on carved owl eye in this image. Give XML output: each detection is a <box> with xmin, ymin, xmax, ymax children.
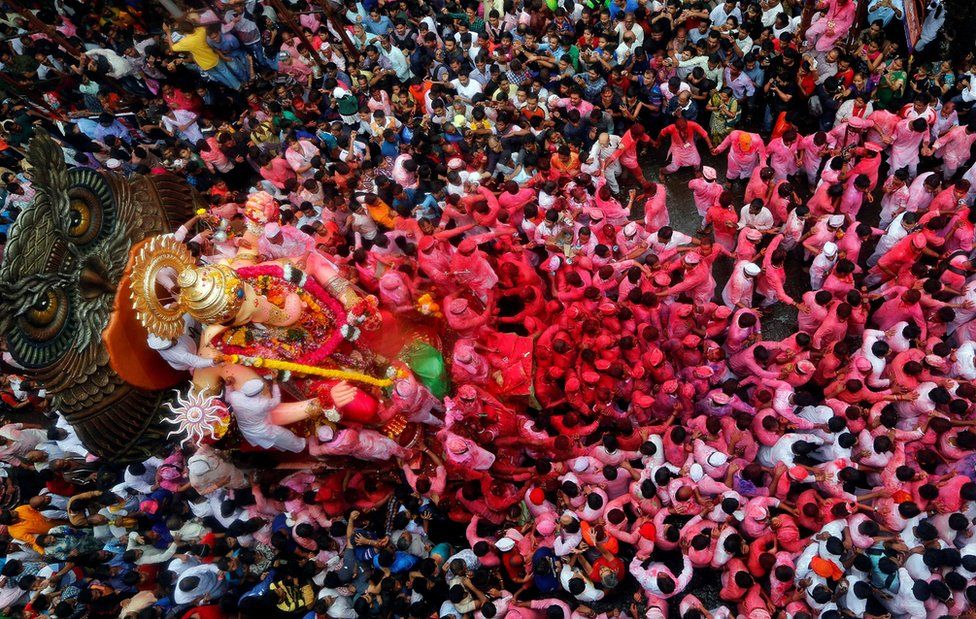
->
<box><xmin>22</xmin><ymin>290</ymin><xmax>68</xmax><ymax>339</ymax></box>
<box><xmin>67</xmin><ymin>192</ymin><xmax>102</xmax><ymax>243</ymax></box>
<box><xmin>65</xmin><ymin>169</ymin><xmax>115</xmax><ymax>247</ymax></box>
<box><xmin>9</xmin><ymin>288</ymin><xmax>75</xmax><ymax>368</ymax></box>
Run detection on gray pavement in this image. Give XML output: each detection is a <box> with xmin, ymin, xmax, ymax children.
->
<box><xmin>634</xmin><ymin>148</ymin><xmax>802</xmax><ymax>341</ymax></box>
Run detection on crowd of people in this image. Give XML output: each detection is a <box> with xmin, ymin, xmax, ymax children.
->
<box><xmin>2</xmin><ymin>0</ymin><xmax>976</xmax><ymax>617</ymax></box>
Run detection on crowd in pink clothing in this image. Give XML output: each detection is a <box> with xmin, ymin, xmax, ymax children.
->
<box><xmin>4</xmin><ymin>0</ymin><xmax>976</xmax><ymax>616</ymax></box>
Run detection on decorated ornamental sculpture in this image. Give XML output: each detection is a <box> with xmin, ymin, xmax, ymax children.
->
<box><xmin>0</xmin><ymin>133</ymin><xmax>538</xmax><ymax>476</ymax></box>
<box><xmin>0</xmin><ymin>132</ymin><xmax>196</xmax><ymax>460</ymax></box>
<box><xmin>118</xmin><ymin>168</ymin><xmax>468</xmax><ymax>466</ymax></box>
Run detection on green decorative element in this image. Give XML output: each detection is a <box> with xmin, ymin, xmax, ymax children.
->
<box><xmin>401</xmin><ymin>340</ymin><xmax>448</xmax><ymax>399</ymax></box>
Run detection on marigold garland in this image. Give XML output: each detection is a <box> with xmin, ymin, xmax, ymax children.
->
<box><xmin>223</xmin><ymin>353</ymin><xmax>395</xmax><ymax>388</ymax></box>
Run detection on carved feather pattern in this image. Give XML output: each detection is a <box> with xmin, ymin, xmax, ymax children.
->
<box><xmin>0</xmin><ymin>132</ymin><xmax>200</xmax><ymax>460</ymax></box>
<box><xmin>25</xmin><ymin>131</ymin><xmax>69</xmax><ymax>230</ymax></box>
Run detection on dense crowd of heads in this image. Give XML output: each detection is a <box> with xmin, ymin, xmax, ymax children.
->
<box><xmin>2</xmin><ymin>0</ymin><xmax>976</xmax><ymax>618</ymax></box>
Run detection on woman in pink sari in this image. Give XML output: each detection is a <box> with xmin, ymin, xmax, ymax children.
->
<box><xmin>805</xmin><ymin>0</ymin><xmax>857</xmax><ymax>53</ymax></box>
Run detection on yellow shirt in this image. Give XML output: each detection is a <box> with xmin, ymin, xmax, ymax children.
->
<box><xmin>172</xmin><ymin>27</ymin><xmax>220</xmax><ymax>71</ymax></box>
<box><xmin>467</xmin><ymin>119</ymin><xmax>492</xmax><ymax>133</ymax></box>
<box><xmin>9</xmin><ymin>505</ymin><xmax>54</xmax><ymax>553</ymax></box>
<box><xmin>270</xmin><ymin>581</ymin><xmax>314</xmax><ymax>612</ymax></box>
<box><xmin>367</xmin><ymin>200</ymin><xmax>397</xmax><ymax>229</ymax></box>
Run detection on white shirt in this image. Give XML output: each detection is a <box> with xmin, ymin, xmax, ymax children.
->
<box><xmin>558</xmin><ymin>564</ymin><xmax>605</xmax><ymax>602</ymax></box>
<box><xmin>614</xmin><ymin>22</ymin><xmax>644</xmax><ymax>46</ymax></box>
<box><xmin>952</xmin><ymin>341</ymin><xmax>976</xmax><ymax>380</ymax></box>
<box><xmin>709</xmin><ymin>4</ymin><xmax>742</xmax><ymax>25</ymax></box>
<box><xmin>161</xmin><ymin>109</ymin><xmax>202</xmax><ymax>144</ymax></box>
<box><xmin>760</xmin><ymin>433</ymin><xmax>823</xmax><ymax>467</ymax></box>
<box><xmin>319</xmin><ymin>587</ymin><xmax>357</xmax><ymax>618</ymax></box>
<box><xmin>737</xmin><ymin>206</ymin><xmax>775</xmax><ymax>230</ymax></box>
<box><xmin>379</xmin><ymin>44</ymin><xmax>411</xmax><ymax>81</ymax></box>
<box><xmin>450</xmin><ymin>78</ymin><xmax>483</xmax><ymax>102</ymax></box>
<box><xmin>884</xmin><ymin>568</ymin><xmax>927</xmax><ymax>617</ymax></box>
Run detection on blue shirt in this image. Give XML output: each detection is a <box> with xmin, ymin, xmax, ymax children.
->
<box><xmin>415</xmin><ymin>192</ymin><xmax>444</xmax><ymax>220</ymax></box>
<box><xmin>531</xmin><ymin>547</ymin><xmax>560</xmax><ymax>594</ymax></box>
<box><xmin>380</xmin><ymin>139</ymin><xmax>401</xmax><ymax>159</ymax></box>
<box><xmin>364</xmin><ymin>15</ymin><xmax>394</xmax><ymax>36</ymax></box>
<box><xmin>319</xmin><ymin>131</ymin><xmax>340</xmax><ymax>151</ymax></box>
<box><xmin>373</xmin><ymin>551</ymin><xmax>419</xmax><ymax>573</ymax></box>
<box><xmin>75</xmin><ymin>118</ymin><xmax>131</xmax><ymax>144</ymax></box>
<box><xmin>608</xmin><ymin>0</ymin><xmax>638</xmax><ymax>19</ymax></box>
<box><xmin>745</xmin><ymin>65</ymin><xmax>765</xmax><ymax>88</ymax></box>
<box><xmin>239</xmin><ymin>572</ymin><xmax>275</xmax><ymax>603</ymax></box>
<box><xmin>867</xmin><ymin>0</ymin><xmax>903</xmax><ymax>26</ymax></box>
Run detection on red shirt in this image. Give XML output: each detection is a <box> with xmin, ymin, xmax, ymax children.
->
<box><xmin>182</xmin><ymin>605</ymin><xmax>225</xmax><ymax>619</ymax></box>
<box><xmin>501</xmin><ymin>550</ymin><xmax>526</xmax><ymax>581</ymax></box>
<box><xmin>836</xmin><ymin>67</ymin><xmax>854</xmax><ymax>87</ymax></box>
<box><xmin>589</xmin><ymin>556</ymin><xmax>626</xmax><ymax>584</ymax></box>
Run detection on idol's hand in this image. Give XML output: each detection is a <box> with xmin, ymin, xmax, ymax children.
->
<box><xmin>330</xmin><ymin>381</ymin><xmax>358</xmax><ymax>408</ymax></box>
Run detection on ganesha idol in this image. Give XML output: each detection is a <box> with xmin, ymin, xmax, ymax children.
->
<box><xmin>127</xmin><ymin>221</ymin><xmax>447</xmax><ymax>461</ymax></box>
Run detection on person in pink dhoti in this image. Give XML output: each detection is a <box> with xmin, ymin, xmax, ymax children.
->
<box><xmin>705</xmin><ymin>192</ymin><xmax>740</xmax><ymax>250</ymax></box>
<box><xmin>660</xmin><ymin>253</ymin><xmax>713</xmax><ymax>305</ymax></box>
<box><xmin>828</xmin><ymin>115</ymin><xmax>873</xmax><ymax>151</ymax></box>
<box><xmin>308</xmin><ymin>425</ymin><xmax>406</xmax><ymax>461</ymax></box>
<box><xmin>437</xmin><ymin>430</ymin><xmax>496</xmax><ymax>475</ymax></box>
<box><xmin>804</xmin><ymin>0</ymin><xmax>857</xmax><ymax>52</ymax></box>
<box><xmin>757</xmin><ymin>236</ymin><xmax>795</xmax><ymax>307</ymax></box>
<box><xmin>498</xmin><ymin>181</ymin><xmax>538</xmax><ymax>221</ymax></box>
<box><xmin>722</xmin><ymin>261</ymin><xmax>761</xmax><ymax>309</ymax></box>
<box><xmin>390</xmin><ymin>373</ymin><xmax>442</xmax><ymax>426</ymax></box>
<box><xmin>933</xmin><ymin>123</ymin><xmax>976</xmax><ymax>178</ymax></box>
<box><xmin>444</xmin><ymin>296</ymin><xmax>490</xmax><ymax>337</ymax></box>
<box><xmin>838</xmin><ymin>174</ymin><xmax>873</xmax><ymax>219</ymax></box>
<box><xmin>798</xmin><ymin>131</ymin><xmax>833</xmax><ymax>186</ymax></box>
<box><xmin>593</xmin><ymin>182</ymin><xmax>632</xmax><ymax>227</ymax></box>
<box><xmin>656</xmin><ymin>116</ymin><xmax>713</xmax><ymax>179</ymax></box>
<box><xmin>765</xmin><ymin>129</ymin><xmax>800</xmax><ymax>181</ymax></box>
<box><xmin>905</xmin><ymin>171</ymin><xmax>942</xmax><ymax>215</ymax></box>
<box><xmin>641</xmin><ymin>184</ymin><xmax>669</xmax><ymax>232</ymax></box>
<box><xmin>605</xmin><ymin>124</ymin><xmax>653</xmax><ymax>189</ymax></box>
<box><xmin>713</xmin><ymin>130</ymin><xmax>766</xmax><ymax>181</ymax></box>
<box><xmin>924</xmin><ymin>181</ymin><xmax>969</xmax><ymax>218</ymax></box>
<box><xmin>888</xmin><ymin>117</ymin><xmax>930</xmax><ymax>177</ymax></box>
<box><xmin>688</xmin><ymin>166</ymin><xmax>723</xmax><ymax>218</ymax></box>
<box><xmin>849</xmin><ymin>143</ymin><xmax>883</xmax><ymax>192</ymax></box>
<box><xmin>377</xmin><ymin>270</ymin><xmax>414</xmax><ymax>313</ymax></box>
<box><xmin>452</xmin><ymin>340</ymin><xmax>490</xmax><ymax>385</ymax></box>
<box><xmin>807</xmin><ymin>182</ymin><xmax>844</xmax><ymax>218</ymax></box>
<box><xmin>744</xmin><ymin>167</ymin><xmax>776</xmax><ymax>206</ymax></box>
<box><xmin>768</xmin><ymin>181</ymin><xmax>795</xmax><ymax>224</ymax></box>
<box><xmin>449</xmin><ymin>238</ymin><xmax>499</xmax><ymax>302</ymax></box>
<box><xmin>879</xmin><ymin>168</ymin><xmax>911</xmax><ymax>229</ymax></box>
<box><xmin>866</xmin><ymin>108</ymin><xmax>900</xmax><ymax>146</ymax></box>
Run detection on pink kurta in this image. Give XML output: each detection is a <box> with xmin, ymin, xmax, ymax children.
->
<box><xmin>889</xmin><ymin>118</ymin><xmax>926</xmax><ymax>174</ymax></box>
<box><xmin>659</xmin><ymin>121</ymin><xmax>709</xmax><ymax>173</ymax></box>
<box><xmin>798</xmin><ymin>133</ymin><xmax>833</xmax><ymax>184</ymax></box>
<box><xmin>642</xmin><ymin>185</ymin><xmax>669</xmax><ymax>232</ymax></box>
<box><xmin>766</xmin><ymin>137</ymin><xmax>799</xmax><ymax>181</ymax></box>
<box><xmin>688</xmin><ymin>178</ymin><xmax>723</xmax><ymax>218</ymax></box>
<box><xmin>934</xmin><ymin>125</ymin><xmax>976</xmax><ymax>176</ymax></box>
<box><xmin>866</xmin><ymin>109</ymin><xmax>900</xmax><ymax>145</ymax></box>
<box><xmin>715</xmin><ymin>131</ymin><xmax>766</xmax><ymax>180</ymax></box>
<box><xmin>879</xmin><ymin>177</ymin><xmax>910</xmax><ymax>228</ymax></box>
